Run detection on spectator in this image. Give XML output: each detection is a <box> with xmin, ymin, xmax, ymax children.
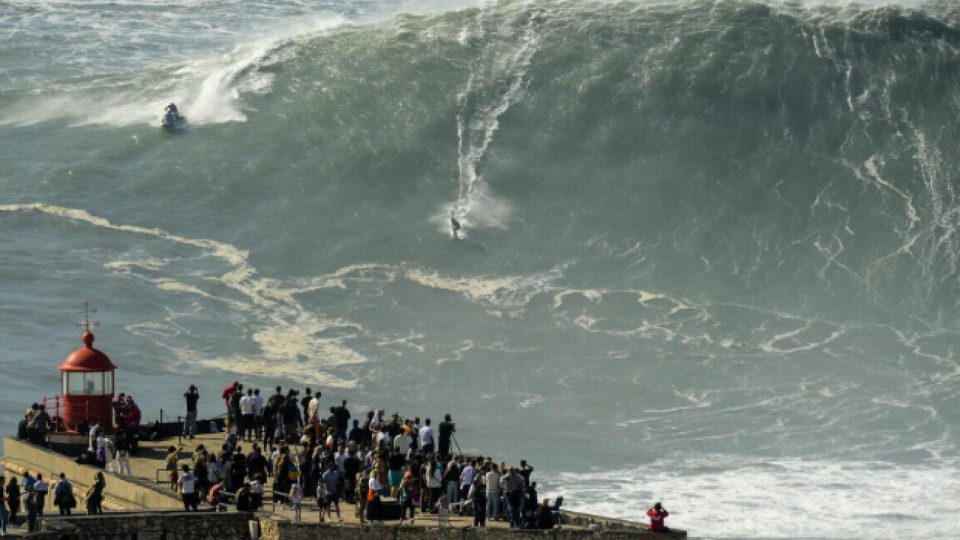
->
<box><xmin>443</xmin><ymin>458</ymin><xmax>460</xmax><ymax>509</ymax></box>
<box><xmin>418</xmin><ymin>419</ymin><xmax>435</xmax><ymax>455</ymax></box>
<box><xmin>230</xmin><ymin>449</ymin><xmax>247</xmax><ymax>491</ymax></box>
<box><xmin>316</xmin><ymin>479</ymin><xmax>329</xmax><ymax>523</ymax></box>
<box><xmin>194</xmin><ymin>455</ymin><xmax>210</xmax><ymax>500</ymax></box>
<box><xmin>221</xmin><ymin>381</ymin><xmax>239</xmax><ymax>416</ymax></box>
<box><xmin>229</xmin><ymin>386</ymin><xmax>243</xmax><ymax>428</ymax></box>
<box><xmin>235</xmin><ymin>483</ymin><xmax>252</xmax><ymax>512</ymax></box>
<box><xmin>88</xmin><ymin>421</ymin><xmax>102</xmax><ymax>452</ymax></box>
<box><xmin>183</xmin><ymin>385</ymin><xmax>199</xmax><ymax>440</ymax></box>
<box><xmin>125</xmin><ymin>396</ymin><xmax>142</xmax><ymax>428</ymax></box>
<box><xmin>647</xmin><ymin>501</ymin><xmax>670</xmax><ymax>532</ymax></box>
<box><xmin>459</xmin><ymin>459</ymin><xmax>476</xmax><ymax>512</ymax></box>
<box><xmin>267</xmin><ymin>386</ymin><xmax>284</xmax><ymax>411</ymax></box>
<box><xmin>342</xmin><ymin>450</ymin><xmax>361</xmax><ymax>503</ymax></box>
<box><xmin>21</xmin><ymin>472</ymin><xmax>35</xmax><ymax>510</ymax></box>
<box><xmin>165</xmin><ymin>445</ymin><xmax>182</xmax><ymax>490</ymax></box>
<box><xmin>393</xmin><ymin>426</ymin><xmax>413</xmax><ymax>457</ymax></box>
<box><xmin>518</xmin><ymin>459</ymin><xmax>534</xmax><ymax>487</ymax></box>
<box><xmin>321</xmin><ymin>462</ymin><xmax>343</xmax><ymax>522</ymax></box>
<box><xmin>360</xmin><ymin>412</ymin><xmax>375</xmax><ymax>449</ymax></box>
<box><xmin>53</xmin><ymin>473</ymin><xmax>76</xmax><ymax>516</ymax></box>
<box><xmin>0</xmin><ymin>474</ymin><xmax>7</xmax><ymax>535</ymax></box>
<box><xmin>178</xmin><ymin>465</ymin><xmax>199</xmax><ymax>511</ymax></box>
<box><xmin>300</xmin><ymin>389</ymin><xmax>314</xmax><ymax>425</ymax></box>
<box><xmin>33</xmin><ymin>474</ymin><xmax>48</xmax><ymax>517</ymax></box>
<box><xmin>249</xmin><ymin>475</ymin><xmax>265</xmax><ymax>511</ymax></box>
<box><xmin>206</xmin><ymin>455</ymin><xmax>222</xmax><ymax>490</ymax></box>
<box><xmin>504</xmin><ymin>466</ymin><xmax>524</xmax><ymax>527</ymax></box>
<box><xmin>534</xmin><ymin>498</ymin><xmax>554</xmax><ymax>529</ymax></box>
<box><xmin>86</xmin><ymin>472</ymin><xmax>105</xmax><ymax>515</ymax></box>
<box><xmin>251</xmin><ymin>388</ymin><xmax>264</xmax><ymax>441</ymax></box>
<box><xmin>246</xmin><ymin>445</ymin><xmax>268</xmax><ymax>482</ymax></box>
<box><xmin>366</xmin><ymin>475</ymin><xmax>382</xmax><ymax>522</ymax></box>
<box><xmin>470</xmin><ymin>475</ymin><xmax>486</xmax><ymax>527</ymax></box>
<box><xmin>240</xmin><ymin>389</ymin><xmax>256</xmax><ymax>442</ymax></box>
<box><xmin>30</xmin><ymin>405</ymin><xmax>51</xmax><ymax>447</ymax></box>
<box><xmin>17</xmin><ymin>413</ymin><xmax>28</xmax><ymax>441</ymax></box>
<box><xmin>112</xmin><ymin>395</ymin><xmax>127</xmax><ymax>429</ymax></box>
<box><xmin>115</xmin><ymin>429</ymin><xmax>133</xmax><ymax>476</ymax></box>
<box><xmin>273</xmin><ymin>449</ymin><xmax>292</xmax><ymax>500</ymax></box>
<box><xmin>281</xmin><ymin>391</ymin><xmax>303</xmax><ymax>443</ymax></box>
<box><xmin>356</xmin><ymin>469</ymin><xmax>370</xmax><ymax>523</ymax></box>
<box><xmin>426</xmin><ymin>459</ymin><xmax>443</xmax><ymax>511</ymax></box>
<box><xmin>95</xmin><ymin>432</ymin><xmax>110</xmax><ymax>467</ymax></box>
<box><xmin>485</xmin><ymin>464</ymin><xmax>500</xmax><ymax>522</ymax></box>
<box><xmin>6</xmin><ymin>477</ymin><xmax>20</xmax><ymax>526</ymax></box>
<box><xmin>334</xmin><ymin>400</ymin><xmax>351</xmax><ymax>439</ymax></box>
<box><xmin>25</xmin><ymin>484</ymin><xmax>38</xmax><ymax>532</ymax></box>
<box><xmin>398</xmin><ymin>471</ymin><xmax>416</xmax><ymax>523</ymax></box>
<box><xmin>289</xmin><ymin>482</ymin><xmax>303</xmax><ymax>523</ymax></box>
<box><xmin>348</xmin><ymin>419</ymin><xmax>364</xmax><ymax>447</ymax></box>
<box><xmin>522</xmin><ymin>482</ymin><xmax>539</xmax><ymax>528</ymax></box>
<box><xmin>387</xmin><ymin>451</ymin><xmax>405</xmax><ymax>496</ymax></box>
<box><xmin>307</xmin><ymin>391</ymin><xmax>321</xmax><ymax>426</ymax></box>
<box><xmin>438</xmin><ymin>414</ymin><xmax>455</xmax><ymax>457</ymax></box>
<box><xmin>262</xmin><ymin>400</ymin><xmax>278</xmax><ymax>449</ymax></box>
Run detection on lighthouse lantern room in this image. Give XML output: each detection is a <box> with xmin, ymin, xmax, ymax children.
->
<box><xmin>58</xmin><ymin>322</ymin><xmax>117</xmax><ymax>431</ymax></box>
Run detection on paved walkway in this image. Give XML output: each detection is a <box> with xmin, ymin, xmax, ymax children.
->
<box><xmin>127</xmin><ymin>431</ymin><xmax>546</xmax><ymax>529</ymax></box>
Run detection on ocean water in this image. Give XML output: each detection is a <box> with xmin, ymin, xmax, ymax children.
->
<box><xmin>2</xmin><ymin>0</ymin><xmax>960</xmax><ymax>537</ymax></box>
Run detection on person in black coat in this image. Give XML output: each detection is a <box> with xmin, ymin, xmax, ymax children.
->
<box><xmin>471</xmin><ymin>476</ymin><xmax>487</xmax><ymax>527</ymax></box>
<box><xmin>534</xmin><ymin>498</ymin><xmax>554</xmax><ymax>529</ymax></box>
<box><xmin>438</xmin><ymin>415</ymin><xmax>456</xmax><ymax>458</ymax></box>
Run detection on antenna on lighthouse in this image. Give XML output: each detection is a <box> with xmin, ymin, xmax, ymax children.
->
<box><xmin>77</xmin><ymin>301</ymin><xmax>100</xmax><ymax>333</ymax></box>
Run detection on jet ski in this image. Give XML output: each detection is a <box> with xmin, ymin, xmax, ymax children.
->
<box><xmin>160</xmin><ymin>103</ymin><xmax>187</xmax><ymax>130</ymax></box>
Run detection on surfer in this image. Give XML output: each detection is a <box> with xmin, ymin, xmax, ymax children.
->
<box><xmin>449</xmin><ymin>212</ymin><xmax>462</xmax><ymax>239</ymax></box>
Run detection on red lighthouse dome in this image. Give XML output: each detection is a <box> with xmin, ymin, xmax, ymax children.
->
<box><xmin>58</xmin><ymin>330</ymin><xmax>117</xmax><ymax>431</ymax></box>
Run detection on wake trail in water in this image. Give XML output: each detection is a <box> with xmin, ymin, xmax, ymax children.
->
<box><xmin>448</xmin><ymin>2</ymin><xmax>541</xmax><ymax>234</ymax></box>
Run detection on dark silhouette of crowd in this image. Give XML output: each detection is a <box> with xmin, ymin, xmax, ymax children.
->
<box><xmin>175</xmin><ymin>382</ymin><xmax>559</xmax><ymax>528</ymax></box>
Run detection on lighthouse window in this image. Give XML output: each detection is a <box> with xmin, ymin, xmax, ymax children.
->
<box><xmin>66</xmin><ymin>372</ymin><xmax>107</xmax><ymax>395</ymax></box>
<box><xmin>104</xmin><ymin>371</ymin><xmax>113</xmax><ymax>394</ymax></box>
<box><xmin>67</xmin><ymin>373</ymin><xmax>85</xmax><ymax>394</ymax></box>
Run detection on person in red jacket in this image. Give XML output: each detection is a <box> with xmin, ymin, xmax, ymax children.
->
<box><xmin>124</xmin><ymin>396</ymin><xmax>141</xmax><ymax>428</ymax></box>
<box><xmin>222</xmin><ymin>381</ymin><xmax>239</xmax><ymax>412</ymax></box>
<box><xmin>646</xmin><ymin>501</ymin><xmax>669</xmax><ymax>532</ymax></box>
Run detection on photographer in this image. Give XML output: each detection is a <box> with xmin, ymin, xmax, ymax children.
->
<box><xmin>646</xmin><ymin>501</ymin><xmax>670</xmax><ymax>532</ymax></box>
<box><xmin>438</xmin><ymin>414</ymin><xmax>456</xmax><ymax>458</ymax></box>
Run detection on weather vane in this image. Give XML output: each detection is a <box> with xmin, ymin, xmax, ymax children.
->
<box><xmin>77</xmin><ymin>301</ymin><xmax>100</xmax><ymax>333</ymax></box>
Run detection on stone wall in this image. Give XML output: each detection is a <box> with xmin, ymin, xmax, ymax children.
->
<box><xmin>256</xmin><ymin>515</ymin><xmax>686</xmax><ymax>540</ymax></box>
<box><xmin>28</xmin><ymin>511</ymin><xmax>684</xmax><ymax>540</ymax></box>
<box><xmin>559</xmin><ymin>510</ymin><xmax>646</xmax><ymax>531</ymax></box>
<box><xmin>42</xmin><ymin>510</ymin><xmax>255</xmax><ymax>540</ymax></box>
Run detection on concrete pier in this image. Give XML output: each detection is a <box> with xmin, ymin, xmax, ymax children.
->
<box><xmin>2</xmin><ymin>432</ymin><xmax>687</xmax><ymax>539</ymax></box>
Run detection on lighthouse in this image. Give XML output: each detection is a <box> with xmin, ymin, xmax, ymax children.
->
<box><xmin>58</xmin><ymin>328</ymin><xmax>117</xmax><ymax>431</ymax></box>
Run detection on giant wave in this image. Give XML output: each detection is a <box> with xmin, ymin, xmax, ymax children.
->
<box><xmin>2</xmin><ymin>1</ymin><xmax>960</xmax><ymax>537</ymax></box>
